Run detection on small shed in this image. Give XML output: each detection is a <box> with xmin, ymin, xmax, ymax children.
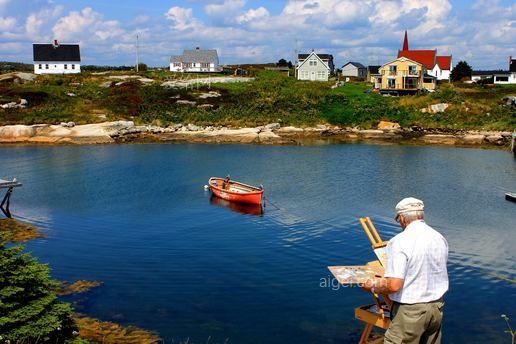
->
<box><xmin>342</xmin><ymin>62</ymin><xmax>367</xmax><ymax>78</ymax></box>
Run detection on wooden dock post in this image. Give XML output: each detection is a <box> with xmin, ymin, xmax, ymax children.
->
<box><xmin>511</xmin><ymin>133</ymin><xmax>515</xmax><ymax>156</ymax></box>
<box><xmin>0</xmin><ymin>179</ymin><xmax>22</xmax><ymax>218</ymax></box>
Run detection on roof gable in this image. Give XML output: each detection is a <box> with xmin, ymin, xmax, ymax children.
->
<box><xmin>381</xmin><ymin>57</ymin><xmax>423</xmax><ymax>69</ymax></box>
<box><xmin>297</xmin><ymin>51</ymin><xmax>330</xmax><ymax>70</ymax></box>
<box><xmin>33</xmin><ymin>44</ymin><xmax>81</xmax><ymax>62</ymax></box>
<box><xmin>342</xmin><ymin>61</ymin><xmax>366</xmax><ymax>69</ymax></box>
<box><xmin>435</xmin><ymin>56</ymin><xmax>451</xmax><ymax>70</ymax></box>
<box><xmin>398</xmin><ymin>49</ymin><xmax>436</xmax><ymax>69</ymax></box>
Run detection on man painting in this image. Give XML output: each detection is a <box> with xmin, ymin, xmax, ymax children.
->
<box><xmin>363</xmin><ymin>197</ymin><xmax>449</xmax><ymax>344</ymax></box>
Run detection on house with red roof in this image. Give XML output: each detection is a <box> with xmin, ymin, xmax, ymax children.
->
<box><xmin>397</xmin><ymin>31</ymin><xmax>452</xmax><ymax>81</ymax></box>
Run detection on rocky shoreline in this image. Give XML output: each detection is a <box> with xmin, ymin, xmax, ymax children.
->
<box><xmin>0</xmin><ymin>121</ymin><xmax>513</xmax><ymax>148</ymax></box>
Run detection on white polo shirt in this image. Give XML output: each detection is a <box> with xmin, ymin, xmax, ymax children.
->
<box><xmin>384</xmin><ymin>220</ymin><xmax>449</xmax><ymax>304</ymax></box>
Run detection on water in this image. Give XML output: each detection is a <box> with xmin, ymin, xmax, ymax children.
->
<box><xmin>1</xmin><ymin>143</ymin><xmax>515</xmax><ymax>343</ymax></box>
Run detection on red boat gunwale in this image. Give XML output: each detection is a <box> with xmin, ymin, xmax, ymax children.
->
<box><xmin>209</xmin><ymin>177</ymin><xmax>264</xmax><ymax>205</ymax></box>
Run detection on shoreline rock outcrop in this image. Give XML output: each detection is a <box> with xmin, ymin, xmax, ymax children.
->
<box><xmin>0</xmin><ymin>121</ymin><xmax>513</xmax><ymax>148</ymax></box>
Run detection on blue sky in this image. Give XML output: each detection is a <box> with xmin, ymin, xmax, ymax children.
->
<box><xmin>0</xmin><ymin>0</ymin><xmax>515</xmax><ymax>69</ymax></box>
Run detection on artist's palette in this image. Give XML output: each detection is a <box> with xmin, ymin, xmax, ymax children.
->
<box><xmin>328</xmin><ymin>265</ymin><xmax>384</xmax><ymax>285</ymax></box>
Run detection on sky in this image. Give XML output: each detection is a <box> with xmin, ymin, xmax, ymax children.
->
<box><xmin>0</xmin><ymin>0</ymin><xmax>515</xmax><ymax>69</ymax></box>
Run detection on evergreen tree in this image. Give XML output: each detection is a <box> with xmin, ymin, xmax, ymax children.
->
<box><xmin>0</xmin><ymin>244</ymin><xmax>77</xmax><ymax>343</ymax></box>
<box><xmin>450</xmin><ymin>60</ymin><xmax>472</xmax><ymax>81</ymax></box>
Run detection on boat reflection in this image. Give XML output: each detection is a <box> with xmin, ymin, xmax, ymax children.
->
<box><xmin>210</xmin><ymin>195</ymin><xmax>264</xmax><ymax>216</ymax></box>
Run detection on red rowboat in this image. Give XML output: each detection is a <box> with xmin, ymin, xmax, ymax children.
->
<box><xmin>209</xmin><ymin>177</ymin><xmax>263</xmax><ymax>205</ymax></box>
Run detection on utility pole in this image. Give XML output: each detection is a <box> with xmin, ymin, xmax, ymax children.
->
<box><xmin>136</xmin><ymin>34</ymin><xmax>140</xmax><ymax>72</ymax></box>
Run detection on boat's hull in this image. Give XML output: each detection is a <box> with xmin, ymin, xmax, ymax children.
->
<box><xmin>506</xmin><ymin>193</ymin><xmax>516</xmax><ymax>203</ymax></box>
<box><xmin>209</xmin><ymin>177</ymin><xmax>263</xmax><ymax>205</ymax></box>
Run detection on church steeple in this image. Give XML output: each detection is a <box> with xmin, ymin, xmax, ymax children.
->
<box><xmin>402</xmin><ymin>30</ymin><xmax>409</xmax><ymax>51</ymax></box>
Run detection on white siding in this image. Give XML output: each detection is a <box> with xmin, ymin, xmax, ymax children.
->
<box><xmin>34</xmin><ymin>62</ymin><xmax>80</xmax><ymax>74</ymax></box>
<box><xmin>169</xmin><ymin>62</ymin><xmax>217</xmax><ymax>73</ymax></box>
<box><xmin>297</xmin><ymin>56</ymin><xmax>330</xmax><ymax>81</ymax></box>
<box><xmin>430</xmin><ymin>65</ymin><xmax>451</xmax><ymax>81</ymax></box>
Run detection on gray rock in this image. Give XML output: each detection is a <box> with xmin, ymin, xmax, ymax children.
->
<box><xmin>316</xmin><ymin>124</ymin><xmax>329</xmax><ymax>130</ymax></box>
<box><xmin>172</xmin><ymin>124</ymin><xmax>183</xmax><ymax>130</ymax></box>
<box><xmin>197</xmin><ymin>104</ymin><xmax>214</xmax><ymax>109</ymax></box>
<box><xmin>485</xmin><ymin>135</ymin><xmax>504</xmax><ymax>144</ymax></box>
<box><xmin>265</xmin><ymin>123</ymin><xmax>281</xmax><ymax>131</ymax></box>
<box><xmin>20</xmin><ymin>99</ymin><xmax>28</xmax><ymax>106</ymax></box>
<box><xmin>187</xmin><ymin>123</ymin><xmax>201</xmax><ymax>131</ymax></box>
<box><xmin>1</xmin><ymin>102</ymin><xmax>17</xmax><ymax>109</ymax></box>
<box><xmin>176</xmin><ymin>100</ymin><xmax>196</xmax><ymax>106</ymax></box>
<box><xmin>67</xmin><ymin>92</ymin><xmax>76</xmax><ymax>97</ymax></box>
<box><xmin>429</xmin><ymin>103</ymin><xmax>450</xmax><ymax>113</ymax></box>
<box><xmin>60</xmin><ymin>122</ymin><xmax>75</xmax><ymax>128</ymax></box>
<box><xmin>100</xmin><ymin>81</ymin><xmax>112</xmax><ymax>88</ymax></box>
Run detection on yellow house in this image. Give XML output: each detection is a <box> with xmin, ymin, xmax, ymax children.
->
<box><xmin>379</xmin><ymin>57</ymin><xmax>436</xmax><ymax>94</ymax></box>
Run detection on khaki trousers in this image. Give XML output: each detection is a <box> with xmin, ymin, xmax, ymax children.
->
<box><xmin>384</xmin><ymin>299</ymin><xmax>444</xmax><ymax>344</ymax></box>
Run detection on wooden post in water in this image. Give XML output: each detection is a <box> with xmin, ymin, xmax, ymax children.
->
<box><xmin>511</xmin><ymin>133</ymin><xmax>515</xmax><ymax>156</ymax></box>
<box><xmin>0</xmin><ymin>179</ymin><xmax>22</xmax><ymax>218</ymax></box>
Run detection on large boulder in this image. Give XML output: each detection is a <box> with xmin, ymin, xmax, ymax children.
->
<box><xmin>429</xmin><ymin>103</ymin><xmax>450</xmax><ymax>113</ymax></box>
<box><xmin>377</xmin><ymin>121</ymin><xmax>401</xmax><ymax>130</ymax></box>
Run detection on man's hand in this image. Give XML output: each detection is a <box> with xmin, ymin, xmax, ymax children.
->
<box><xmin>361</xmin><ymin>278</ymin><xmax>376</xmax><ymax>292</ymax></box>
<box><xmin>361</xmin><ymin>277</ymin><xmax>404</xmax><ymax>294</ymax></box>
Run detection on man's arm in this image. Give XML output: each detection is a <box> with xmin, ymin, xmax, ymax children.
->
<box><xmin>362</xmin><ymin>277</ymin><xmax>404</xmax><ymax>294</ymax></box>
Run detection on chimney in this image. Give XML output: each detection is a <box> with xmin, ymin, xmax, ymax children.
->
<box><xmin>52</xmin><ymin>39</ymin><xmax>59</xmax><ymax>48</ymax></box>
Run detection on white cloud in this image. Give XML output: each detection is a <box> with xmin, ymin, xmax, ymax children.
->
<box><xmin>205</xmin><ymin>0</ymin><xmax>245</xmax><ymax>20</ymax></box>
<box><xmin>236</xmin><ymin>7</ymin><xmax>269</xmax><ymax>24</ymax></box>
<box><xmin>0</xmin><ymin>16</ymin><xmax>15</xmax><ymax>31</ymax></box>
<box><xmin>94</xmin><ymin>20</ymin><xmax>124</xmax><ymax>40</ymax></box>
<box><xmin>53</xmin><ymin>7</ymin><xmax>98</xmax><ymax>41</ymax></box>
<box><xmin>165</xmin><ymin>7</ymin><xmax>200</xmax><ymax>30</ymax></box>
<box><xmin>26</xmin><ymin>6</ymin><xmax>63</xmax><ymax>40</ymax></box>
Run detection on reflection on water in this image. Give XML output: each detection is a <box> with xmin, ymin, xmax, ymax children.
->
<box><xmin>210</xmin><ymin>195</ymin><xmax>264</xmax><ymax>216</ymax></box>
<box><xmin>0</xmin><ymin>143</ymin><xmax>515</xmax><ymax>344</ymax></box>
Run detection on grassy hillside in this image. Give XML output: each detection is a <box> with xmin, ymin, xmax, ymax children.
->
<box><xmin>0</xmin><ymin>70</ymin><xmax>514</xmax><ymax>130</ymax></box>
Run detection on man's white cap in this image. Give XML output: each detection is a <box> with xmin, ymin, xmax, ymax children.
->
<box><xmin>395</xmin><ymin>197</ymin><xmax>424</xmax><ymax>221</ymax></box>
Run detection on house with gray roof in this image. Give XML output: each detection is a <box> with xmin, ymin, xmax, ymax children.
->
<box><xmin>33</xmin><ymin>40</ymin><xmax>81</xmax><ymax>74</ymax></box>
<box><xmin>296</xmin><ymin>51</ymin><xmax>334</xmax><ymax>81</ymax></box>
<box><xmin>342</xmin><ymin>62</ymin><xmax>367</xmax><ymax>79</ymax></box>
<box><xmin>170</xmin><ymin>47</ymin><xmax>220</xmax><ymax>73</ymax></box>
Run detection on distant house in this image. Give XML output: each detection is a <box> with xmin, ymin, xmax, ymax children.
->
<box><xmin>367</xmin><ymin>65</ymin><xmax>381</xmax><ymax>87</ymax></box>
<box><xmin>341</xmin><ymin>62</ymin><xmax>367</xmax><ymax>78</ymax></box>
<box><xmin>33</xmin><ymin>40</ymin><xmax>81</xmax><ymax>74</ymax></box>
<box><xmin>379</xmin><ymin>56</ymin><xmax>436</xmax><ymax>94</ymax></box>
<box><xmin>471</xmin><ymin>57</ymin><xmax>516</xmax><ymax>84</ymax></box>
<box><xmin>296</xmin><ymin>51</ymin><xmax>334</xmax><ymax>81</ymax></box>
<box><xmin>398</xmin><ymin>31</ymin><xmax>452</xmax><ymax>81</ymax></box>
<box><xmin>170</xmin><ymin>47</ymin><xmax>219</xmax><ymax>73</ymax></box>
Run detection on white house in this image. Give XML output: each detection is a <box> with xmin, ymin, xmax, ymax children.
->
<box><xmin>471</xmin><ymin>57</ymin><xmax>516</xmax><ymax>84</ymax></box>
<box><xmin>170</xmin><ymin>47</ymin><xmax>219</xmax><ymax>73</ymax></box>
<box><xmin>296</xmin><ymin>51</ymin><xmax>334</xmax><ymax>81</ymax></box>
<box><xmin>342</xmin><ymin>62</ymin><xmax>367</xmax><ymax>78</ymax></box>
<box><xmin>429</xmin><ymin>56</ymin><xmax>452</xmax><ymax>81</ymax></box>
<box><xmin>33</xmin><ymin>40</ymin><xmax>81</xmax><ymax>74</ymax></box>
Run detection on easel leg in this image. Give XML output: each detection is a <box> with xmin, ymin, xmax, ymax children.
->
<box><xmin>1</xmin><ymin>187</ymin><xmax>13</xmax><ymax>218</ymax></box>
<box><xmin>359</xmin><ymin>323</ymin><xmax>373</xmax><ymax>344</ymax></box>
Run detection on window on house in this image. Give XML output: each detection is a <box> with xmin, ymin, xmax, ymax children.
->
<box><xmin>317</xmin><ymin>71</ymin><xmax>325</xmax><ymax>79</ymax></box>
<box><xmin>389</xmin><ymin>65</ymin><xmax>397</xmax><ymax>75</ymax></box>
<box><xmin>408</xmin><ymin>65</ymin><xmax>417</xmax><ymax>75</ymax></box>
<box><xmin>495</xmin><ymin>76</ymin><xmax>509</xmax><ymax>82</ymax></box>
<box><xmin>309</xmin><ymin>59</ymin><xmax>317</xmax><ymax>66</ymax></box>
<box><xmin>38</xmin><ymin>64</ymin><xmax>42</xmax><ymax>69</ymax></box>
<box><xmin>72</xmin><ymin>64</ymin><xmax>75</xmax><ymax>69</ymax></box>
<box><xmin>406</xmin><ymin>78</ymin><xmax>417</xmax><ymax>88</ymax></box>
<box><xmin>45</xmin><ymin>64</ymin><xmax>49</xmax><ymax>69</ymax></box>
<box><xmin>388</xmin><ymin>78</ymin><xmax>396</xmax><ymax>88</ymax></box>
<box><xmin>64</xmin><ymin>64</ymin><xmax>67</xmax><ymax>69</ymax></box>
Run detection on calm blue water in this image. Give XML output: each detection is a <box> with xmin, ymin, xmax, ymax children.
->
<box><xmin>1</xmin><ymin>143</ymin><xmax>515</xmax><ymax>343</ymax></box>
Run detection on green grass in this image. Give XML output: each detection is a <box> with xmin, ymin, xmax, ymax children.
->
<box><xmin>0</xmin><ymin>71</ymin><xmax>514</xmax><ymax>130</ymax></box>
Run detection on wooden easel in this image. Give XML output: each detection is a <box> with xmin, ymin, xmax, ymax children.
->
<box><xmin>327</xmin><ymin>217</ymin><xmax>393</xmax><ymax>344</ymax></box>
<box><xmin>355</xmin><ymin>217</ymin><xmax>393</xmax><ymax>344</ymax></box>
